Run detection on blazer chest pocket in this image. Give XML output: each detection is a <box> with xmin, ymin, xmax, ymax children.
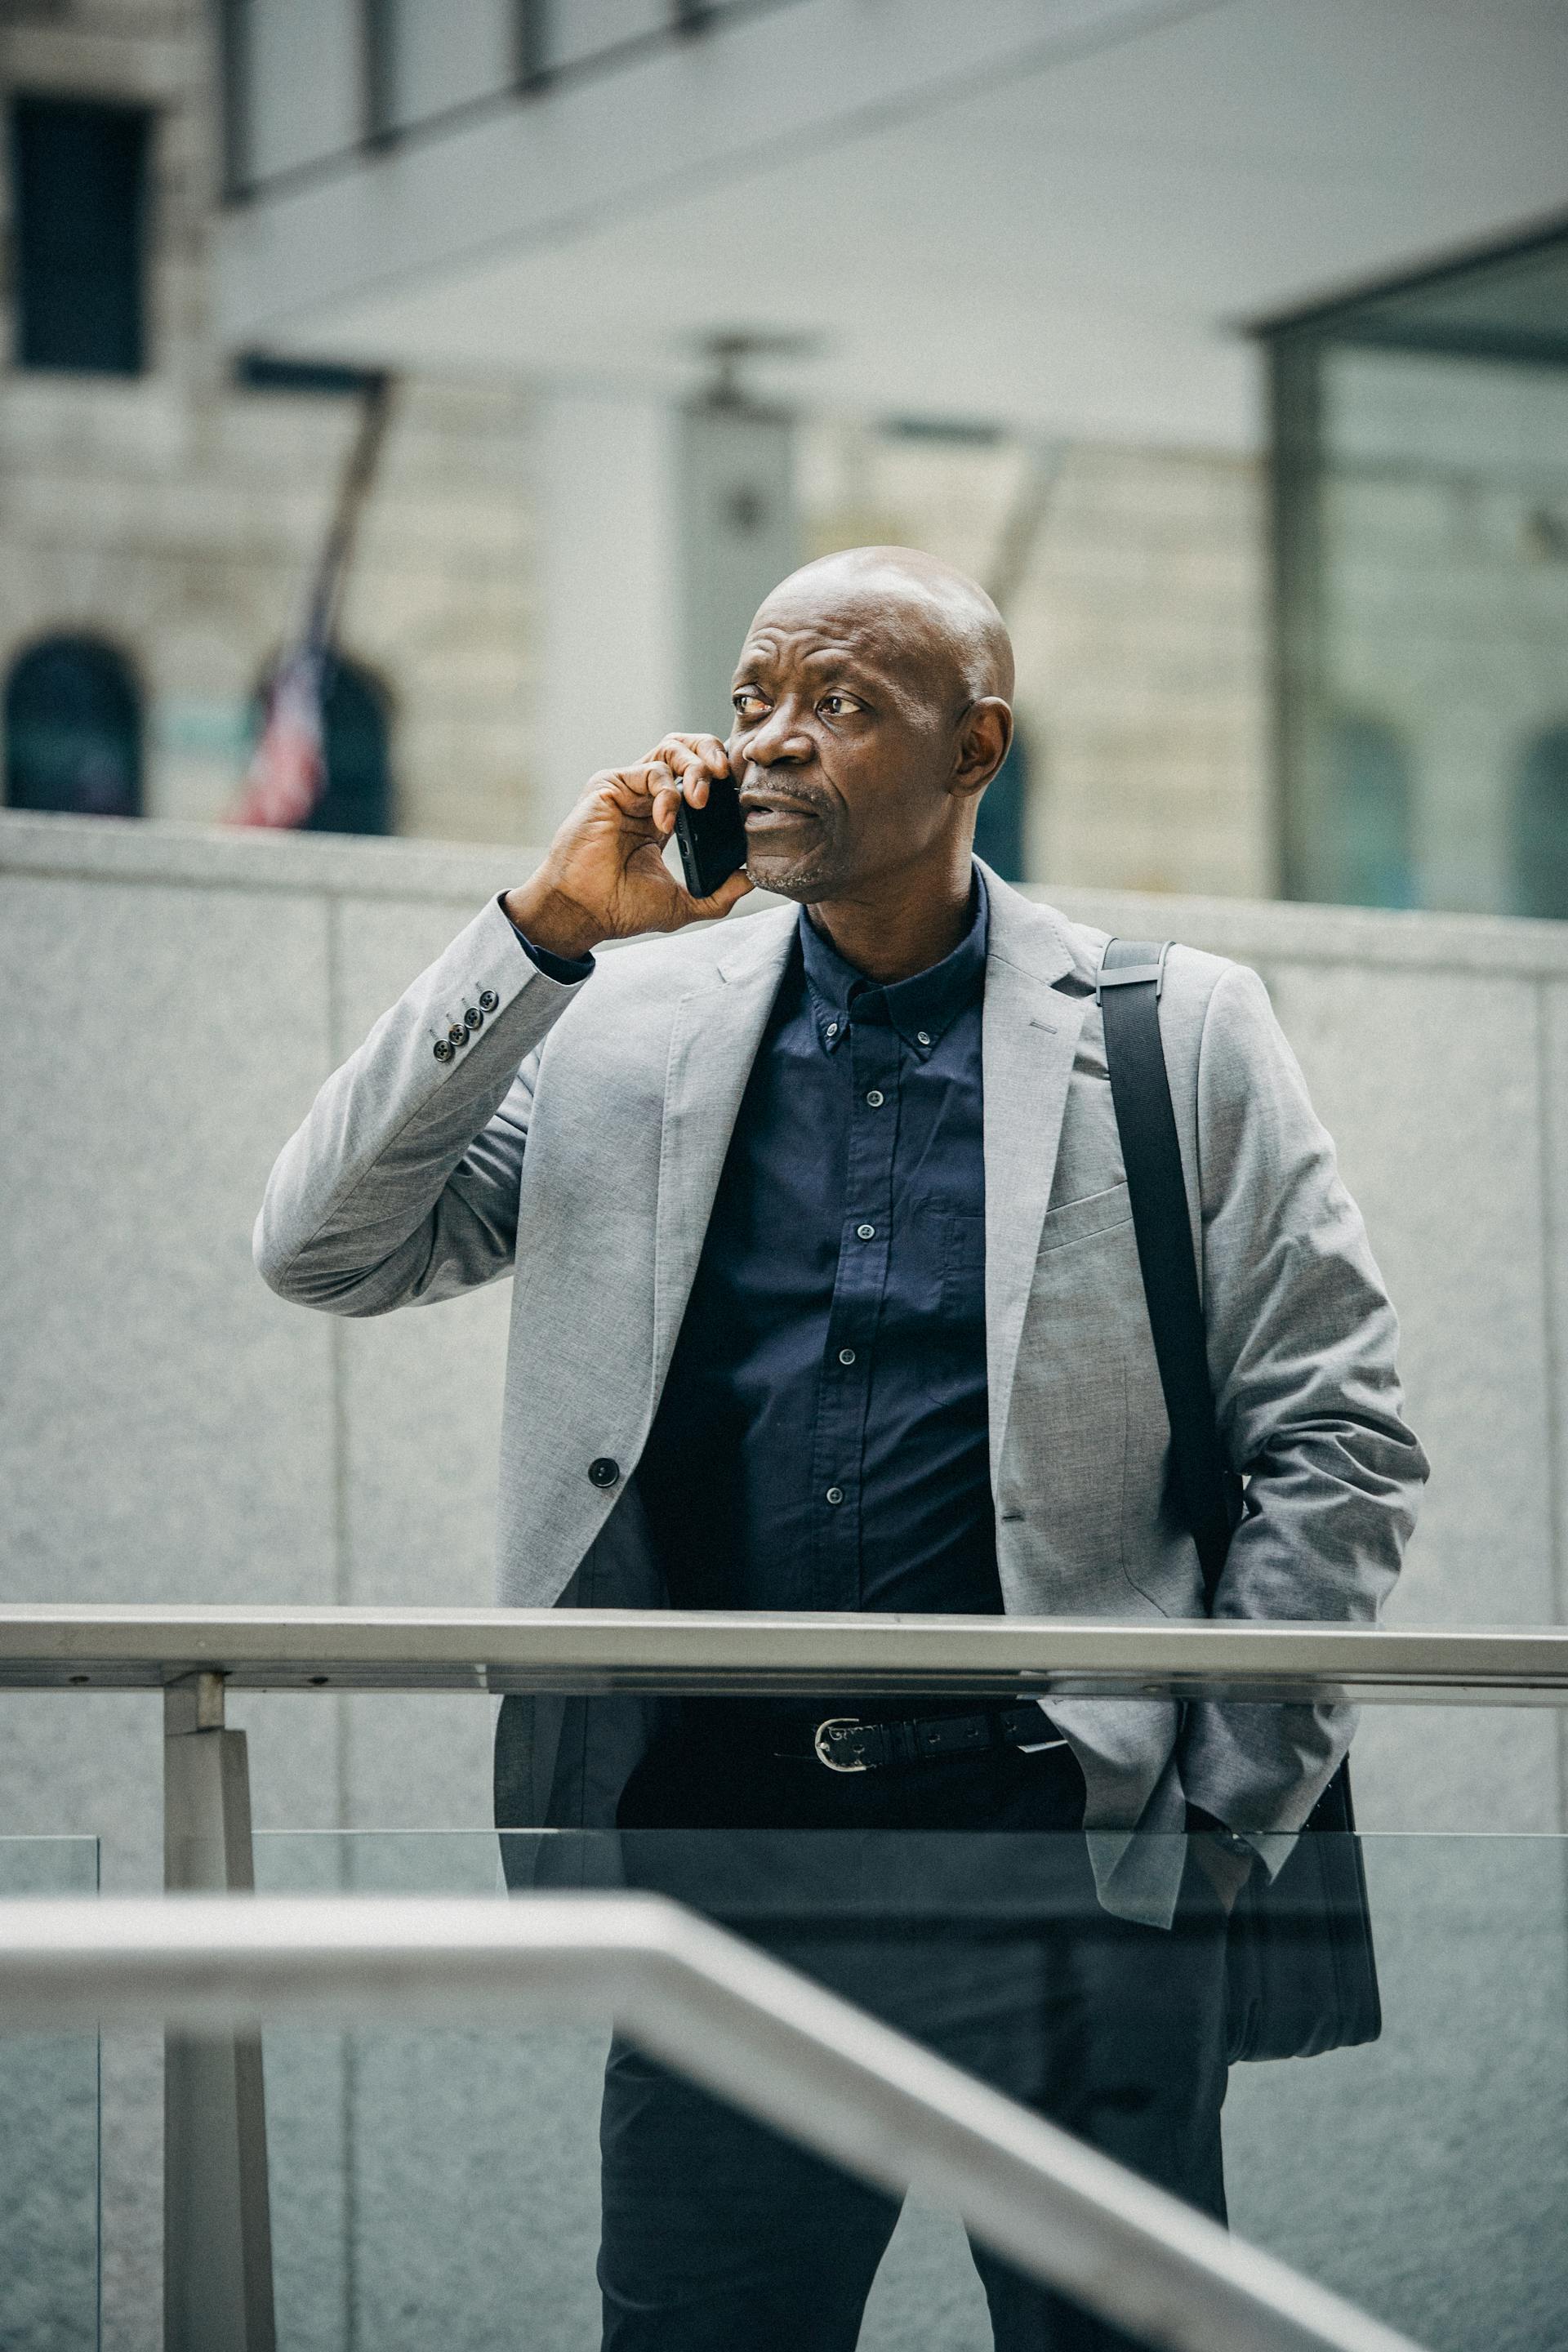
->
<box><xmin>1036</xmin><ymin>1180</ymin><xmax>1134</xmax><ymax>1255</ymax></box>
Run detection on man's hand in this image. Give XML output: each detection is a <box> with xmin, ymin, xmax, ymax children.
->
<box><xmin>1191</xmin><ymin>1832</ymin><xmax>1254</xmax><ymax>1914</ymax></box>
<box><xmin>504</xmin><ymin>734</ymin><xmax>753</xmax><ymax>961</ymax></box>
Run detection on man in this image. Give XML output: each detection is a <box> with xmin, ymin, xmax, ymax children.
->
<box><xmin>256</xmin><ymin>546</ymin><xmax>1426</xmax><ymax>2349</ymax></box>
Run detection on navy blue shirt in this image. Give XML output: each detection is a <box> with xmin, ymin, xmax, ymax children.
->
<box><xmin>635</xmin><ymin>873</ymin><xmax>1001</xmax><ymax>1620</ymax></box>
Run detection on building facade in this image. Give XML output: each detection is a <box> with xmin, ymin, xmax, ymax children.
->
<box><xmin>2</xmin><ymin>0</ymin><xmax>1276</xmax><ymax>892</ymax></box>
<box><xmin>1</xmin><ymin>0</ymin><xmax>541</xmax><ymax>847</ymax></box>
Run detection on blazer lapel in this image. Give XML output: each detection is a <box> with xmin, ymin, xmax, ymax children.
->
<box><xmin>650</xmin><ymin>906</ymin><xmax>797</xmax><ymax>1407</ymax></box>
<box><xmin>982</xmin><ymin>883</ymin><xmax>1086</xmax><ymax>1492</ymax></box>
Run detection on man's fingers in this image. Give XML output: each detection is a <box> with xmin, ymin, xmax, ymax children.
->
<box><xmin>646</xmin><ymin>734</ymin><xmax>732</xmax><ymax>800</ymax></box>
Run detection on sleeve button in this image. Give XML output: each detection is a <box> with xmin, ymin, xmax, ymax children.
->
<box><xmin>448</xmin><ymin>1026</ymin><xmax>466</xmax><ymax>1049</ymax></box>
<box><xmin>464</xmin><ymin>1006</ymin><xmax>483</xmax><ymax>1031</ymax></box>
<box><xmin>433</xmin><ymin>1039</ymin><xmax>454</xmax><ymax>1063</ymax></box>
<box><xmin>479</xmin><ymin>990</ymin><xmax>499</xmax><ymax>1013</ymax></box>
<box><xmin>588</xmin><ymin>1457</ymin><xmax>621</xmax><ymax>1489</ymax></box>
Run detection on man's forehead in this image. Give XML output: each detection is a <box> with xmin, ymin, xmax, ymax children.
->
<box><xmin>739</xmin><ymin>617</ymin><xmax>884</xmax><ymax>669</ymax></box>
<box><xmin>741</xmin><ymin>585</ymin><xmax>949</xmax><ymax>670</ymax></box>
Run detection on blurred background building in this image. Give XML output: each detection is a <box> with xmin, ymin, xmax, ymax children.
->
<box><xmin>6</xmin><ymin>0</ymin><xmax>1565</xmax><ymax>910</ymax></box>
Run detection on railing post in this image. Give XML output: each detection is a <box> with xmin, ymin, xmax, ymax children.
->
<box><xmin>163</xmin><ymin>1673</ymin><xmax>276</xmax><ymax>2352</ymax></box>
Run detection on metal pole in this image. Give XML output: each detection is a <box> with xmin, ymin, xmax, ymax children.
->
<box><xmin>163</xmin><ymin>1674</ymin><xmax>275</xmax><ymax>2352</ymax></box>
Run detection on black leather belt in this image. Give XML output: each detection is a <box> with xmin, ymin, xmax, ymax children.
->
<box><xmin>775</xmin><ymin>1707</ymin><xmax>1068</xmax><ymax>1775</ymax></box>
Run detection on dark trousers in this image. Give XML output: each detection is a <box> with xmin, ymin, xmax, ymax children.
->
<box><xmin>598</xmin><ymin>1709</ymin><xmax>1231</xmax><ymax>2351</ymax></box>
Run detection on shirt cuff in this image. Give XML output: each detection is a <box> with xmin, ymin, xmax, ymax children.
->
<box><xmin>498</xmin><ymin>895</ymin><xmax>596</xmax><ymax>986</ymax></box>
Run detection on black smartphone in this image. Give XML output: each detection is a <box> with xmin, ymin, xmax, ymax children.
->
<box><xmin>673</xmin><ymin>768</ymin><xmax>748</xmax><ymax>899</ymax></box>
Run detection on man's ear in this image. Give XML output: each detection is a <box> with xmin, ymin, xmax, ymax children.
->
<box><xmin>952</xmin><ymin>699</ymin><xmax>1013</xmax><ymax>800</ymax></box>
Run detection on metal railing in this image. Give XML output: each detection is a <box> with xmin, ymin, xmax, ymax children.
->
<box><xmin>3</xmin><ymin>1601</ymin><xmax>1566</xmax><ymax>1699</ymax></box>
<box><xmin>7</xmin><ymin>1601</ymin><xmax>1563</xmax><ymax>2349</ymax></box>
<box><xmin>0</xmin><ymin>1891</ymin><xmax>1423</xmax><ymax>2352</ymax></box>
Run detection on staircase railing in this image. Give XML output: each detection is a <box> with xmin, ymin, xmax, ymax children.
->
<box><xmin>6</xmin><ymin>1601</ymin><xmax>1561</xmax><ymax>2349</ymax></box>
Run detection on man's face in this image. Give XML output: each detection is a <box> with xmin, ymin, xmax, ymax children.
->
<box><xmin>725</xmin><ymin>586</ymin><xmax>976</xmax><ymax>902</ymax></box>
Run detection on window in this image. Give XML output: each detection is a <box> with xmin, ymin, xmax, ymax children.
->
<box><xmin>1321</xmin><ymin>714</ymin><xmax>1416</xmax><ymax>910</ymax></box>
<box><xmin>1512</xmin><ymin>726</ymin><xmax>1568</xmax><ymax>920</ymax></box>
<box><xmin>1261</xmin><ymin>219</ymin><xmax>1568</xmax><ymax>915</ymax></box>
<box><xmin>973</xmin><ymin>729</ymin><xmax>1031</xmax><ymax>883</ymax></box>
<box><xmin>11</xmin><ymin>96</ymin><xmax>151</xmax><ymax>376</ymax></box>
<box><xmin>4</xmin><ymin>637</ymin><xmax>143</xmax><ymax>817</ymax></box>
<box><xmin>307</xmin><ymin>657</ymin><xmax>393</xmax><ymax>835</ymax></box>
<box><xmin>251</xmin><ymin>654</ymin><xmax>393</xmax><ymax>835</ymax></box>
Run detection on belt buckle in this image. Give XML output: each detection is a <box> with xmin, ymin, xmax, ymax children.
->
<box><xmin>813</xmin><ymin>1716</ymin><xmax>871</xmax><ymax>1773</ymax></box>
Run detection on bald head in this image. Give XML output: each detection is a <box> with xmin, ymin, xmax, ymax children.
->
<box><xmin>752</xmin><ymin>545</ymin><xmax>1014</xmax><ymax>710</ymax></box>
<box><xmin>724</xmin><ymin>542</ymin><xmax>1016</xmax><ymax>917</ymax></box>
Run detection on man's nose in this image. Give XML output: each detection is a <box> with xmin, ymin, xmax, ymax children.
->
<box><xmin>736</xmin><ymin>702</ymin><xmax>811</xmax><ymax>764</ymax></box>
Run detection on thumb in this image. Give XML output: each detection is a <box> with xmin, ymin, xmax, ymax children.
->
<box><xmin>692</xmin><ymin>867</ymin><xmax>755</xmax><ymax>924</ymax></box>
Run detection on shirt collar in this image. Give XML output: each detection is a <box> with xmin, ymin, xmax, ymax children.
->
<box><xmin>798</xmin><ymin>866</ymin><xmax>989</xmax><ymax>1057</ymax></box>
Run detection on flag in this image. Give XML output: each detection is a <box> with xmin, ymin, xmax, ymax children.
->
<box><xmin>227</xmin><ymin>371</ymin><xmax>393</xmax><ymax>830</ymax></box>
<box><xmin>229</xmin><ymin>640</ymin><xmax>327</xmax><ymax>830</ymax></box>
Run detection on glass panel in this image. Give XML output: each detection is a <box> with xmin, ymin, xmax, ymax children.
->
<box><xmin>548</xmin><ymin>2</ymin><xmax>670</xmax><ymax>74</ymax></box>
<box><xmin>1316</xmin><ymin>345</ymin><xmax>1568</xmax><ymax>916</ymax></box>
<box><xmin>254</xmin><ymin>1822</ymin><xmax>1568</xmax><ymax>2351</ymax></box>
<box><xmin>0</xmin><ymin>1838</ymin><xmax>100</xmax><ymax>2352</ymax></box>
<box><xmin>386</xmin><ymin>0</ymin><xmax>511</xmax><ymax>129</ymax></box>
<box><xmin>245</xmin><ymin>0</ymin><xmax>362</xmax><ymax>183</ymax></box>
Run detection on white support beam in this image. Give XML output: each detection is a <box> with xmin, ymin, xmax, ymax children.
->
<box><xmin>163</xmin><ymin>1676</ymin><xmax>276</xmax><ymax>2352</ymax></box>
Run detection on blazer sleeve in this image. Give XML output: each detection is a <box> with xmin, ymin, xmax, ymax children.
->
<box><xmin>253</xmin><ymin>896</ymin><xmax>588</xmax><ymax>1316</ymax></box>
<box><xmin>1176</xmin><ymin>962</ymin><xmax>1429</xmax><ymax>1860</ymax></box>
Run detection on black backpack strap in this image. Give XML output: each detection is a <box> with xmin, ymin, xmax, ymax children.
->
<box><xmin>1098</xmin><ymin>939</ymin><xmax>1236</xmax><ymax>1600</ymax></box>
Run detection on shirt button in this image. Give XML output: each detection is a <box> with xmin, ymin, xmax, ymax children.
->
<box><xmin>856</xmin><ymin>1223</ymin><xmax>875</xmax><ymax>1241</ymax></box>
<box><xmin>838</xmin><ymin>1348</ymin><xmax>857</xmax><ymax>1366</ymax></box>
<box><xmin>826</xmin><ymin>1022</ymin><xmax>840</xmax><ymax>1038</ymax></box>
<box><xmin>825</xmin><ymin>1486</ymin><xmax>844</xmax><ymax>1506</ymax></box>
<box><xmin>865</xmin><ymin>1089</ymin><xmax>884</xmax><ymax>1107</ymax></box>
<box><xmin>916</xmin><ymin>1031</ymin><xmax>932</xmax><ymax>1047</ymax></box>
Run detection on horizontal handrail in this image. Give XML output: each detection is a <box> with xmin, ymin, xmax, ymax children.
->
<box><xmin>0</xmin><ymin>1604</ymin><xmax>1565</xmax><ymax>1702</ymax></box>
<box><xmin>0</xmin><ymin>1891</ymin><xmax>1421</xmax><ymax>2352</ymax></box>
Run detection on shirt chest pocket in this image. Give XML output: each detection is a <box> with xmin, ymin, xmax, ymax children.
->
<box><xmin>933</xmin><ymin>1205</ymin><xmax>987</xmax><ymax>1329</ymax></box>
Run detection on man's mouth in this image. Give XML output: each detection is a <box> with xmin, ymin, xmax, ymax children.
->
<box><xmin>739</xmin><ymin>793</ymin><xmax>821</xmax><ymax>831</ymax></box>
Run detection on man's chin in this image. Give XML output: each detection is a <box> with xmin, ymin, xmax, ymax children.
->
<box><xmin>741</xmin><ymin>847</ymin><xmax>838</xmax><ymax>902</ymax></box>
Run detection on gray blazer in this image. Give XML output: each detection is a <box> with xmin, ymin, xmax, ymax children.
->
<box><xmin>256</xmin><ymin>866</ymin><xmax>1426</xmax><ymax>1926</ymax></box>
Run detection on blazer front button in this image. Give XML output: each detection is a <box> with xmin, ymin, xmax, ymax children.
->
<box><xmin>588</xmin><ymin>1457</ymin><xmax>620</xmax><ymax>1489</ymax></box>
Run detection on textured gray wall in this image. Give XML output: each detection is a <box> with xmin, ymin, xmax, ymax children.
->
<box><xmin>3</xmin><ymin>809</ymin><xmax>1566</xmax><ymax>2349</ymax></box>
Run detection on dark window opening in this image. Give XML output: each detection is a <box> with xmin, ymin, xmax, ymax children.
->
<box><xmin>1512</xmin><ymin>726</ymin><xmax>1568</xmax><ymax>920</ymax></box>
<box><xmin>4</xmin><ymin>636</ymin><xmax>143</xmax><ymax>817</ymax></box>
<box><xmin>253</xmin><ymin>654</ymin><xmax>394</xmax><ymax>835</ymax></box>
<box><xmin>973</xmin><ymin>730</ymin><xmax>1031</xmax><ymax>883</ymax></box>
<box><xmin>11</xmin><ymin>95</ymin><xmax>151</xmax><ymax>376</ymax></box>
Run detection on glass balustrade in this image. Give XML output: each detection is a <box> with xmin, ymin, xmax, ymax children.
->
<box><xmin>245</xmin><ymin>1811</ymin><xmax>1568</xmax><ymax>2352</ymax></box>
<box><xmin>0</xmin><ymin>1838</ymin><xmax>100</xmax><ymax>2352</ymax></box>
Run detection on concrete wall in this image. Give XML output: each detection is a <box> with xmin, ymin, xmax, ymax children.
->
<box><xmin>3</xmin><ymin>808</ymin><xmax>1567</xmax><ymax>2346</ymax></box>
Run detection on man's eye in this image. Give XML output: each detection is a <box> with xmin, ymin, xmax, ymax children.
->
<box><xmin>820</xmin><ymin>694</ymin><xmax>859</xmax><ymax>718</ymax></box>
<box><xmin>733</xmin><ymin>689</ymin><xmax>767</xmax><ymax>716</ymax></box>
